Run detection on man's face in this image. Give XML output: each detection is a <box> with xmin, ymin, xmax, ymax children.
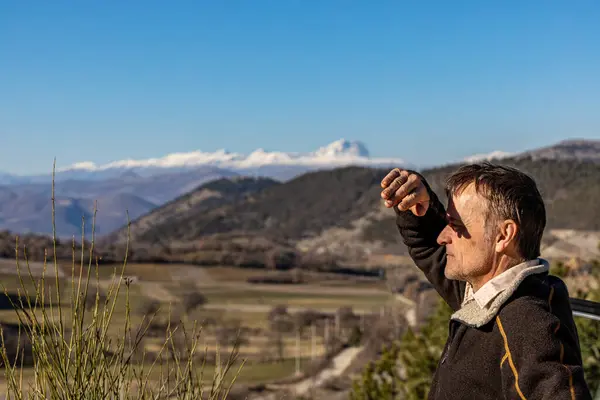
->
<box><xmin>436</xmin><ymin>183</ymin><xmax>496</xmax><ymax>284</ymax></box>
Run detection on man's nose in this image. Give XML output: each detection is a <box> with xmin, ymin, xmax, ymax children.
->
<box><xmin>437</xmin><ymin>225</ymin><xmax>451</xmax><ymax>246</ymax></box>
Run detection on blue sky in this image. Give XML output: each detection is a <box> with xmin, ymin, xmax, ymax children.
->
<box><xmin>1</xmin><ymin>1</ymin><xmax>600</xmax><ymax>174</ymax></box>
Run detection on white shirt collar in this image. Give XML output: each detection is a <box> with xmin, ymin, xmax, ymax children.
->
<box><xmin>462</xmin><ymin>258</ymin><xmax>549</xmax><ymax>309</ymax></box>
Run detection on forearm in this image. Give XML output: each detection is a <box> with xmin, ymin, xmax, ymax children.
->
<box><xmin>394</xmin><ymin>183</ymin><xmax>464</xmax><ymax>310</ymax></box>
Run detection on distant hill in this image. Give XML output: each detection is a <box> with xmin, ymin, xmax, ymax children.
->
<box><xmin>101</xmin><ymin>156</ymin><xmax>600</xmax><ymax>267</ymax></box>
<box><xmin>2</xmin><ymin>138</ymin><xmax>600</xmax><ymax>265</ymax></box>
<box><xmin>0</xmin><ymin>186</ymin><xmax>158</xmax><ymax>238</ymax></box>
<box><xmin>112</xmin><ymin>166</ymin><xmax>383</xmax><ymax>244</ymax></box>
<box><xmin>0</xmin><ymin>166</ymin><xmax>239</xmax><ymax>237</ymax></box>
<box><xmin>0</xmin><ymin>139</ymin><xmax>412</xmax><ymax>237</ymax></box>
<box><xmin>102</xmin><ymin>176</ymin><xmax>280</xmax><ymax>245</ymax></box>
<box><xmin>2</xmin><ymin>138</ymin><xmax>598</xmax><ymax>238</ymax></box>
<box><xmin>519</xmin><ymin>139</ymin><xmax>600</xmax><ymax>163</ymax></box>
<box><xmin>0</xmin><ymin>230</ymin><xmax>97</xmax><ymax>263</ymax></box>
<box><xmin>2</xmin><ymin>155</ymin><xmax>600</xmax><ymax>266</ymax></box>
<box><xmin>461</xmin><ymin>139</ymin><xmax>600</xmax><ymax>164</ymax></box>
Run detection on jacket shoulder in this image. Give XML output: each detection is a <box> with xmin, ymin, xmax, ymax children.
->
<box><xmin>499</xmin><ymin>273</ymin><xmax>572</xmax><ymax>322</ymax></box>
<box><xmin>497</xmin><ymin>272</ymin><xmax>581</xmax><ymax>363</ymax></box>
<box><xmin>494</xmin><ymin>274</ymin><xmax>590</xmax><ymax>399</ymax></box>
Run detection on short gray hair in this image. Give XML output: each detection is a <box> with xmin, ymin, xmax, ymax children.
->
<box><xmin>445</xmin><ymin>162</ymin><xmax>546</xmax><ymax>260</ymax></box>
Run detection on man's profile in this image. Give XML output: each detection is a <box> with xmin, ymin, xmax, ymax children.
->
<box><xmin>381</xmin><ymin>163</ymin><xmax>591</xmax><ymax>399</ymax></box>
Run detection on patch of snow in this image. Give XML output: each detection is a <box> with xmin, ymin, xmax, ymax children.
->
<box><xmin>463</xmin><ymin>150</ymin><xmax>514</xmax><ymax>163</ymax></box>
<box><xmin>56</xmin><ymin>139</ymin><xmax>406</xmax><ymax>172</ymax></box>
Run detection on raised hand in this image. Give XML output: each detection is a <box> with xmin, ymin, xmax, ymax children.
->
<box><xmin>380</xmin><ymin>168</ymin><xmax>430</xmax><ymax>217</ymax></box>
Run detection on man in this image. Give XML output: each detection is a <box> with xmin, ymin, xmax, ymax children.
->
<box><xmin>380</xmin><ymin>163</ymin><xmax>591</xmax><ymax>399</ymax></box>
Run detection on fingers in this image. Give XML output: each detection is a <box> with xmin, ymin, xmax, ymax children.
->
<box><xmin>394</xmin><ymin>174</ymin><xmax>420</xmax><ymax>204</ymax></box>
<box><xmin>397</xmin><ymin>183</ymin><xmax>427</xmax><ymax>211</ymax></box>
<box><xmin>382</xmin><ymin>173</ymin><xmax>420</xmax><ymax>207</ymax></box>
<box><xmin>380</xmin><ymin>169</ymin><xmax>409</xmax><ymax>200</ymax></box>
<box><xmin>381</xmin><ymin>168</ymin><xmax>430</xmax><ymax>215</ymax></box>
<box><xmin>381</xmin><ymin>168</ymin><xmax>402</xmax><ymax>189</ymax></box>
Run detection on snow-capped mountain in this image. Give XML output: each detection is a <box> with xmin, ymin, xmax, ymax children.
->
<box><xmin>0</xmin><ymin>139</ymin><xmax>407</xmax><ymax>184</ymax></box>
<box><xmin>1</xmin><ymin>137</ymin><xmax>598</xmax><ymax>238</ymax></box>
<box><xmin>312</xmin><ymin>140</ymin><xmax>370</xmax><ymax>158</ymax></box>
<box><xmin>463</xmin><ymin>150</ymin><xmax>514</xmax><ymax>163</ymax></box>
<box><xmin>55</xmin><ymin>139</ymin><xmax>403</xmax><ymax>175</ymax></box>
<box><xmin>0</xmin><ymin>139</ymin><xmax>411</xmax><ymax>238</ymax></box>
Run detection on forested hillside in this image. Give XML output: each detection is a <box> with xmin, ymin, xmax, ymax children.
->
<box><xmin>2</xmin><ymin>156</ymin><xmax>599</xmax><ymax>266</ymax></box>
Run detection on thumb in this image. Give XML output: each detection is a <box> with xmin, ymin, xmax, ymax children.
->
<box><xmin>411</xmin><ymin>201</ymin><xmax>429</xmax><ymax>217</ymax></box>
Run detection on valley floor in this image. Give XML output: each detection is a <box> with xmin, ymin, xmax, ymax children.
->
<box><xmin>0</xmin><ymin>259</ymin><xmax>410</xmax><ymax>397</ymax></box>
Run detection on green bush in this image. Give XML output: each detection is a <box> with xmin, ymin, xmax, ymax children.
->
<box><xmin>550</xmin><ymin>260</ymin><xmax>570</xmax><ymax>278</ymax></box>
<box><xmin>573</xmin><ymin>258</ymin><xmax>600</xmax><ymax>395</ymax></box>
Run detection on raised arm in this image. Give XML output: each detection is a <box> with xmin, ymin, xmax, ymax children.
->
<box><xmin>381</xmin><ymin>168</ymin><xmax>465</xmax><ymax>311</ymax></box>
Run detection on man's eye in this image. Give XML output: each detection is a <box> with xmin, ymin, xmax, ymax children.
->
<box><xmin>450</xmin><ymin>224</ymin><xmax>463</xmax><ymax>232</ymax></box>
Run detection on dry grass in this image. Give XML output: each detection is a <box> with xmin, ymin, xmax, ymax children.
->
<box><xmin>0</xmin><ymin>163</ymin><xmax>245</xmax><ymax>399</ymax></box>
<box><xmin>0</xmin><ymin>168</ymin><xmax>397</xmax><ymax>398</ymax></box>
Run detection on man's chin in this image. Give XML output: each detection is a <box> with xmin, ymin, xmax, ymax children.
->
<box><xmin>444</xmin><ymin>267</ymin><xmax>462</xmax><ymax>281</ymax></box>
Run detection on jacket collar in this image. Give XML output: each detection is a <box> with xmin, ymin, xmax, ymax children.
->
<box><xmin>451</xmin><ymin>258</ymin><xmax>550</xmax><ymax>328</ymax></box>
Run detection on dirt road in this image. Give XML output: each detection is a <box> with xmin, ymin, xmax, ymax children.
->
<box><xmin>292</xmin><ymin>345</ymin><xmax>364</xmax><ymax>396</ymax></box>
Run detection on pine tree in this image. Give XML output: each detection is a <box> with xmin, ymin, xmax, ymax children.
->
<box><xmin>573</xmin><ymin>258</ymin><xmax>600</xmax><ymax>394</ymax></box>
<box><xmin>350</xmin><ymin>297</ymin><xmax>453</xmax><ymax>399</ymax></box>
<box><xmin>350</xmin><ymin>342</ymin><xmax>402</xmax><ymax>399</ymax></box>
<box><xmin>397</xmin><ymin>299</ymin><xmax>452</xmax><ymax>399</ymax></box>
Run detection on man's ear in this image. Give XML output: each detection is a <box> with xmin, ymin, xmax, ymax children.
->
<box><xmin>495</xmin><ymin>220</ymin><xmax>518</xmax><ymax>253</ymax></box>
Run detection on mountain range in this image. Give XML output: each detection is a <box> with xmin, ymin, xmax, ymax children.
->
<box><xmin>95</xmin><ymin>152</ymin><xmax>600</xmax><ymax>268</ymax></box>
<box><xmin>0</xmin><ymin>139</ymin><xmax>409</xmax><ymax>237</ymax></box>
<box><xmin>1</xmin><ymin>138</ymin><xmax>599</xmax><ymax>239</ymax></box>
<box><xmin>0</xmin><ymin>139</ymin><xmax>407</xmax><ymax>184</ymax></box>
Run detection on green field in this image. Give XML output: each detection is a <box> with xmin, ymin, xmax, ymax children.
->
<box><xmin>0</xmin><ymin>260</ymin><xmax>399</xmax><ymax>394</ymax></box>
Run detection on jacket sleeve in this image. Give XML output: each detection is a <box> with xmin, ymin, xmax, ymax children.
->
<box><xmin>497</xmin><ymin>297</ymin><xmax>592</xmax><ymax>400</ymax></box>
<box><xmin>394</xmin><ymin>176</ymin><xmax>465</xmax><ymax>311</ymax></box>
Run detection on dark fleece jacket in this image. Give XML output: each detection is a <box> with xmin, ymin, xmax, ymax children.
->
<box><xmin>395</xmin><ymin>182</ymin><xmax>592</xmax><ymax>399</ymax></box>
